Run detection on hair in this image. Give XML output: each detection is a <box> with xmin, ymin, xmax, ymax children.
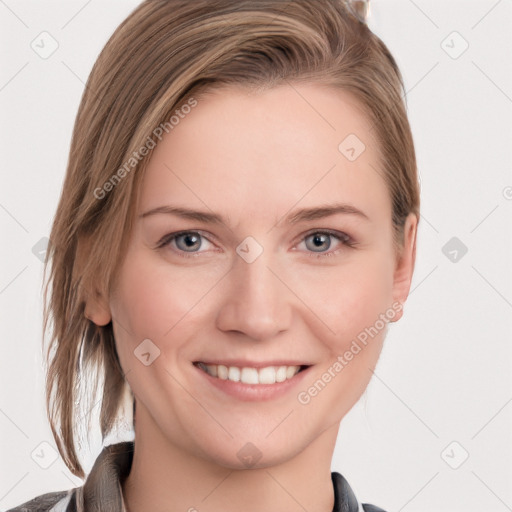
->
<box><xmin>42</xmin><ymin>0</ymin><xmax>420</xmax><ymax>478</ymax></box>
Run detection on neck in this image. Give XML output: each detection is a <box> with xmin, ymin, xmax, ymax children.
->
<box><xmin>122</xmin><ymin>401</ymin><xmax>339</xmax><ymax>512</ymax></box>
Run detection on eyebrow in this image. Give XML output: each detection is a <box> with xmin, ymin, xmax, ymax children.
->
<box><xmin>138</xmin><ymin>202</ymin><xmax>370</xmax><ymax>226</ymax></box>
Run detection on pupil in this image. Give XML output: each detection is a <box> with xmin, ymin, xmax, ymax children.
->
<box><xmin>185</xmin><ymin>234</ymin><xmax>196</xmax><ymax>246</ymax></box>
<box><xmin>180</xmin><ymin>233</ymin><xmax>200</xmax><ymax>251</ymax></box>
<box><xmin>309</xmin><ymin>233</ymin><xmax>330</xmax><ymax>252</ymax></box>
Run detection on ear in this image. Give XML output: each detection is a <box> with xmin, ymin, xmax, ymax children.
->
<box><xmin>391</xmin><ymin>213</ymin><xmax>418</xmax><ymax>322</ymax></box>
<box><xmin>76</xmin><ymin>235</ymin><xmax>112</xmax><ymax>327</ymax></box>
<box><xmin>84</xmin><ymin>288</ymin><xmax>112</xmax><ymax>327</ymax></box>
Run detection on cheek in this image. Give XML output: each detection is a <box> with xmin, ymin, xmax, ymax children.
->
<box><xmin>109</xmin><ymin>251</ymin><xmax>215</xmax><ymax>399</ymax></box>
<box><xmin>286</xmin><ymin>251</ymin><xmax>395</xmax><ymax>352</ymax></box>
<box><xmin>110</xmin><ymin>249</ymin><xmax>221</xmax><ymax>343</ymax></box>
<box><xmin>293</xmin><ymin>255</ymin><xmax>393</xmax><ymax>424</ymax></box>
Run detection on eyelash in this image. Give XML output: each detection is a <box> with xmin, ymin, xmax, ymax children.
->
<box><xmin>156</xmin><ymin>229</ymin><xmax>357</xmax><ymax>259</ymax></box>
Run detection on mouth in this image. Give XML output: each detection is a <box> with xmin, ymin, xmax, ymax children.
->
<box><xmin>193</xmin><ymin>361</ymin><xmax>311</xmax><ymax>385</ymax></box>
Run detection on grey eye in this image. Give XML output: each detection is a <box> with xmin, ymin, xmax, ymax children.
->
<box><xmin>304</xmin><ymin>233</ymin><xmax>332</xmax><ymax>252</ymax></box>
<box><xmin>175</xmin><ymin>232</ymin><xmax>203</xmax><ymax>252</ymax></box>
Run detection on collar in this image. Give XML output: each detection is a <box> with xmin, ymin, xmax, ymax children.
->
<box><xmin>69</xmin><ymin>441</ymin><xmax>364</xmax><ymax>512</ymax></box>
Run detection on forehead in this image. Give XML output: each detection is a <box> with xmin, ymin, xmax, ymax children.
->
<box><xmin>138</xmin><ymin>83</ymin><xmax>390</xmax><ymax>226</ymax></box>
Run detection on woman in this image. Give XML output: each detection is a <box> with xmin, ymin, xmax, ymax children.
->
<box><xmin>8</xmin><ymin>1</ymin><xmax>419</xmax><ymax>511</ymax></box>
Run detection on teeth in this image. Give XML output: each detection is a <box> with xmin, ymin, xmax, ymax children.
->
<box><xmin>217</xmin><ymin>364</ymin><xmax>228</xmax><ymax>380</ymax></box>
<box><xmin>206</xmin><ymin>364</ymin><xmax>217</xmax><ymax>377</ymax></box>
<box><xmin>276</xmin><ymin>366</ymin><xmax>287</xmax><ymax>382</ymax></box>
<box><xmin>197</xmin><ymin>363</ymin><xmax>302</xmax><ymax>384</ymax></box>
<box><xmin>241</xmin><ymin>367</ymin><xmax>259</xmax><ymax>384</ymax></box>
<box><xmin>259</xmin><ymin>366</ymin><xmax>276</xmax><ymax>384</ymax></box>
<box><xmin>228</xmin><ymin>366</ymin><xmax>240</xmax><ymax>382</ymax></box>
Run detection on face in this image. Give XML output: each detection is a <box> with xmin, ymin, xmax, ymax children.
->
<box><xmin>90</xmin><ymin>83</ymin><xmax>416</xmax><ymax>468</ymax></box>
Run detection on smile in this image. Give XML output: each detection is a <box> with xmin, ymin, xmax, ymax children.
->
<box><xmin>194</xmin><ymin>362</ymin><xmax>309</xmax><ymax>385</ymax></box>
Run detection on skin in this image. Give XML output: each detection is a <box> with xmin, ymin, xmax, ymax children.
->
<box><xmin>87</xmin><ymin>83</ymin><xmax>417</xmax><ymax>512</ymax></box>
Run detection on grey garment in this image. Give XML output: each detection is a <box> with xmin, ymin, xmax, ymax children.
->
<box><xmin>6</xmin><ymin>441</ymin><xmax>387</xmax><ymax>512</ymax></box>
<box><xmin>4</xmin><ymin>490</ymin><xmax>70</xmax><ymax>512</ymax></box>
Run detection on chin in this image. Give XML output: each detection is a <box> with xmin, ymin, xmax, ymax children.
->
<box><xmin>193</xmin><ymin>433</ymin><xmax>300</xmax><ymax>470</ymax></box>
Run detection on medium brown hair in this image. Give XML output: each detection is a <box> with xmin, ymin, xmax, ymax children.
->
<box><xmin>43</xmin><ymin>0</ymin><xmax>420</xmax><ymax>478</ymax></box>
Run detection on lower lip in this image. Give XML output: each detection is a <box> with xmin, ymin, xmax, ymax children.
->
<box><xmin>193</xmin><ymin>364</ymin><xmax>312</xmax><ymax>401</ymax></box>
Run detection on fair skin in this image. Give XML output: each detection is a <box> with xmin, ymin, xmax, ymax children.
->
<box><xmin>87</xmin><ymin>83</ymin><xmax>417</xmax><ymax>512</ymax></box>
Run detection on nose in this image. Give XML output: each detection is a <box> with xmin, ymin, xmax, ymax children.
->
<box><xmin>215</xmin><ymin>248</ymin><xmax>292</xmax><ymax>341</ymax></box>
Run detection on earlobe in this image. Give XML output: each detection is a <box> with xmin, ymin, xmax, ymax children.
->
<box><xmin>84</xmin><ymin>287</ymin><xmax>112</xmax><ymax>326</ymax></box>
<box><xmin>76</xmin><ymin>235</ymin><xmax>112</xmax><ymax>327</ymax></box>
<box><xmin>391</xmin><ymin>213</ymin><xmax>418</xmax><ymax>322</ymax></box>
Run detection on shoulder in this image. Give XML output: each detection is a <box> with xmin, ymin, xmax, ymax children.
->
<box><xmin>6</xmin><ymin>441</ymin><xmax>133</xmax><ymax>512</ymax></box>
<box><xmin>5</xmin><ymin>488</ymin><xmax>74</xmax><ymax>512</ymax></box>
<box><xmin>331</xmin><ymin>472</ymin><xmax>388</xmax><ymax>512</ymax></box>
<box><xmin>362</xmin><ymin>504</ymin><xmax>388</xmax><ymax>512</ymax></box>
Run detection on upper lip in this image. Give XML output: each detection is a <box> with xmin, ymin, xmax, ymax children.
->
<box><xmin>194</xmin><ymin>360</ymin><xmax>312</xmax><ymax>369</ymax></box>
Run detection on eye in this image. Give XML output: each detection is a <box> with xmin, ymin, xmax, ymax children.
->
<box><xmin>156</xmin><ymin>229</ymin><xmax>357</xmax><ymax>259</ymax></box>
<box><xmin>296</xmin><ymin>230</ymin><xmax>357</xmax><ymax>258</ymax></box>
<box><xmin>157</xmin><ymin>230</ymin><xmax>216</xmax><ymax>258</ymax></box>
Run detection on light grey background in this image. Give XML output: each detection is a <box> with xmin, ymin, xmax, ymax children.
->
<box><xmin>1</xmin><ymin>1</ymin><xmax>511</xmax><ymax>511</ymax></box>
